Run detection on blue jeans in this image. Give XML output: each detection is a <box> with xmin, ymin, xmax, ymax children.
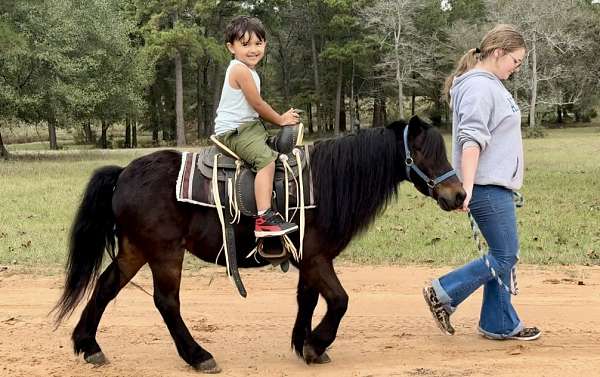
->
<box><xmin>431</xmin><ymin>185</ymin><xmax>523</xmax><ymax>338</ymax></box>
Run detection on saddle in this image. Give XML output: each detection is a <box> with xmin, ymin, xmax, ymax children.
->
<box><xmin>197</xmin><ymin>138</ymin><xmax>312</xmax><ymax>217</ymax></box>
<box><xmin>176</xmin><ymin>124</ymin><xmax>314</xmax><ymax>298</ymax></box>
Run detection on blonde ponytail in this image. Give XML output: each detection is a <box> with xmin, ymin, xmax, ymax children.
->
<box><xmin>443</xmin><ymin>24</ymin><xmax>525</xmax><ymax>103</ymax></box>
<box><xmin>443</xmin><ymin>48</ymin><xmax>480</xmax><ymax>102</ymax></box>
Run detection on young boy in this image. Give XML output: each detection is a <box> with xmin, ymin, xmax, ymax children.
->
<box><xmin>214</xmin><ymin>15</ymin><xmax>299</xmax><ymax>238</ymax></box>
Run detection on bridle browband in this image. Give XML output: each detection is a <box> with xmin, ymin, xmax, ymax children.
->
<box><xmin>403</xmin><ymin>125</ymin><xmax>457</xmax><ymax>196</ymax></box>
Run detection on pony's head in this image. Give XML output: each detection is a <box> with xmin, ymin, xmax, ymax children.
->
<box><xmin>388</xmin><ymin>116</ymin><xmax>465</xmax><ymax>211</ymax></box>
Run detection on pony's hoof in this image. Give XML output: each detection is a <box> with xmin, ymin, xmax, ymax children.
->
<box><xmin>193</xmin><ymin>358</ymin><xmax>221</xmax><ymax>374</ymax></box>
<box><xmin>314</xmin><ymin>352</ymin><xmax>331</xmax><ymax>364</ymax></box>
<box><xmin>302</xmin><ymin>344</ymin><xmax>330</xmax><ymax>364</ymax></box>
<box><xmin>84</xmin><ymin>351</ymin><xmax>108</xmax><ymax>366</ymax></box>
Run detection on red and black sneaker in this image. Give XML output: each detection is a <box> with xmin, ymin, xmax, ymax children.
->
<box><xmin>255</xmin><ymin>209</ymin><xmax>298</xmax><ymax>238</ymax></box>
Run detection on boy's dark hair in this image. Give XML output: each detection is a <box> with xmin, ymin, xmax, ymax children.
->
<box><xmin>225</xmin><ymin>16</ymin><xmax>266</xmax><ymax>44</ymax></box>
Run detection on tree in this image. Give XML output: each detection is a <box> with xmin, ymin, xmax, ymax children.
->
<box><xmin>363</xmin><ymin>0</ymin><xmax>432</xmax><ymax>119</ymax></box>
<box><xmin>320</xmin><ymin>0</ymin><xmax>371</xmax><ymax>134</ymax></box>
<box><xmin>490</xmin><ymin>0</ymin><xmax>594</xmax><ymax>127</ymax></box>
<box><xmin>137</xmin><ymin>0</ymin><xmax>207</xmax><ymax>146</ymax></box>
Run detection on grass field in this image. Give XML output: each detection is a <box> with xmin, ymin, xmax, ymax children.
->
<box><xmin>1</xmin><ymin>126</ymin><xmax>599</xmax><ymax>268</ymax></box>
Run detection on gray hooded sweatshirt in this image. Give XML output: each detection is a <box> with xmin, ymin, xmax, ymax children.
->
<box><xmin>450</xmin><ymin>69</ymin><xmax>523</xmax><ymax>190</ymax></box>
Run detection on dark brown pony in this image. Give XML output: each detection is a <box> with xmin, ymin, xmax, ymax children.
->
<box><xmin>53</xmin><ymin>116</ymin><xmax>465</xmax><ymax>373</ymax></box>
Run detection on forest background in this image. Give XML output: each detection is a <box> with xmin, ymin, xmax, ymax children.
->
<box><xmin>1</xmin><ymin>0</ymin><xmax>599</xmax><ymax>155</ymax></box>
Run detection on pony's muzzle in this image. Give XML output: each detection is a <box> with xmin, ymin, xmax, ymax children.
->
<box><xmin>437</xmin><ymin>185</ymin><xmax>466</xmax><ymax>211</ymax></box>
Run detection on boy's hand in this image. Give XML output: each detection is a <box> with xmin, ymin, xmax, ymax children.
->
<box><xmin>279</xmin><ymin>108</ymin><xmax>300</xmax><ymax>126</ymax></box>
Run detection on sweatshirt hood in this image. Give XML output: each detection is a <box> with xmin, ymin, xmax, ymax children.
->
<box><xmin>452</xmin><ymin>69</ymin><xmax>499</xmax><ymax>93</ymax></box>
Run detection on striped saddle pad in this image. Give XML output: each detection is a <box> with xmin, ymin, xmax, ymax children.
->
<box><xmin>175</xmin><ymin>147</ymin><xmax>315</xmax><ymax>217</ymax></box>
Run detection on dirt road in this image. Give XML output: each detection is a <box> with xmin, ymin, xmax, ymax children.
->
<box><xmin>1</xmin><ymin>264</ymin><xmax>599</xmax><ymax>377</ymax></box>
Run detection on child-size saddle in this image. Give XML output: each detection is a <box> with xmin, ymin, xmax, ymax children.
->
<box><xmin>175</xmin><ymin>124</ymin><xmax>315</xmax><ymax>297</ymax></box>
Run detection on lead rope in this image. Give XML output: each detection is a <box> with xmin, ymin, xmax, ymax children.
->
<box><xmin>468</xmin><ymin>191</ymin><xmax>523</xmax><ymax>295</ymax></box>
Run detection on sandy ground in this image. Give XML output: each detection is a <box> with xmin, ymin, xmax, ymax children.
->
<box><xmin>1</xmin><ymin>264</ymin><xmax>600</xmax><ymax>377</ymax></box>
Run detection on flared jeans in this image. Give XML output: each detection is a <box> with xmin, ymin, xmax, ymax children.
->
<box><xmin>431</xmin><ymin>185</ymin><xmax>523</xmax><ymax>338</ymax></box>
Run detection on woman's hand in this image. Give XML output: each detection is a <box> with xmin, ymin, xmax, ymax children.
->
<box><xmin>457</xmin><ymin>186</ymin><xmax>472</xmax><ymax>212</ymax></box>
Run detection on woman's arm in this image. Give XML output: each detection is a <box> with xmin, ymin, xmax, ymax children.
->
<box><xmin>459</xmin><ymin>145</ymin><xmax>480</xmax><ymax>211</ymax></box>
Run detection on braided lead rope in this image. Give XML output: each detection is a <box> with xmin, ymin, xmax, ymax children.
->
<box><xmin>468</xmin><ymin>191</ymin><xmax>523</xmax><ymax>296</ymax></box>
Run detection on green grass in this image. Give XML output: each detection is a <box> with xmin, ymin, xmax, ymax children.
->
<box><xmin>344</xmin><ymin>126</ymin><xmax>600</xmax><ymax>266</ymax></box>
<box><xmin>1</xmin><ymin>127</ymin><xmax>599</xmax><ymax>268</ymax></box>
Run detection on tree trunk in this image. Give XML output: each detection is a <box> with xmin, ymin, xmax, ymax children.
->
<box><xmin>350</xmin><ymin>60</ymin><xmax>355</xmax><ymax>132</ymax></box>
<box><xmin>411</xmin><ymin>73</ymin><xmax>416</xmax><ymax>116</ymax></box>
<box><xmin>334</xmin><ymin>61</ymin><xmax>343</xmax><ymax>136</ymax></box>
<box><xmin>48</xmin><ymin>119</ymin><xmax>58</xmax><ymax>150</ymax></box>
<box><xmin>310</xmin><ymin>31</ymin><xmax>321</xmax><ymax>132</ymax></box>
<box><xmin>132</xmin><ymin>120</ymin><xmax>137</xmax><ymax>148</ymax></box>
<box><xmin>0</xmin><ymin>130</ymin><xmax>10</xmax><ymax>159</ymax></box>
<box><xmin>372</xmin><ymin>78</ymin><xmax>386</xmax><ymax>128</ymax></box>
<box><xmin>557</xmin><ymin>105</ymin><xmax>563</xmax><ymax>124</ymax></box>
<box><xmin>529</xmin><ymin>39</ymin><xmax>538</xmax><ymax>128</ymax></box>
<box><xmin>125</xmin><ymin>116</ymin><xmax>131</xmax><ymax>148</ymax></box>
<box><xmin>307</xmin><ymin>103</ymin><xmax>313</xmax><ymax>133</ymax></box>
<box><xmin>100</xmin><ymin>120</ymin><xmax>109</xmax><ymax>149</ymax></box>
<box><xmin>197</xmin><ymin>58</ymin><xmax>204</xmax><ymax>139</ymax></box>
<box><xmin>354</xmin><ymin>95</ymin><xmax>360</xmax><ymax>132</ymax></box>
<box><xmin>204</xmin><ymin>58</ymin><xmax>214</xmax><ymax>136</ymax></box>
<box><xmin>279</xmin><ymin>43</ymin><xmax>290</xmax><ymax>103</ymax></box>
<box><xmin>174</xmin><ymin>48</ymin><xmax>186</xmax><ymax>146</ymax></box>
<box><xmin>83</xmin><ymin>121</ymin><xmax>93</xmax><ymax>144</ymax></box>
<box><xmin>396</xmin><ymin>77</ymin><xmax>404</xmax><ymax>119</ymax></box>
<box><xmin>373</xmin><ymin>95</ymin><xmax>382</xmax><ymax>128</ymax></box>
<box><xmin>395</xmin><ymin>9</ymin><xmax>404</xmax><ymax>120</ymax></box>
<box><xmin>211</xmin><ymin>62</ymin><xmax>222</xmax><ymax>135</ymax></box>
<box><xmin>340</xmin><ymin>75</ymin><xmax>346</xmax><ymax>132</ymax></box>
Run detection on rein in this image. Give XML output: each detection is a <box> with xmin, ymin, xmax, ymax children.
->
<box><xmin>403</xmin><ymin>126</ymin><xmax>457</xmax><ymax>195</ymax></box>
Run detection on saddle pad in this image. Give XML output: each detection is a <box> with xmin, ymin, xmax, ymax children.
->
<box><xmin>175</xmin><ymin>150</ymin><xmax>317</xmax><ymax>213</ymax></box>
<box><xmin>175</xmin><ymin>152</ymin><xmax>217</xmax><ymax>207</ymax></box>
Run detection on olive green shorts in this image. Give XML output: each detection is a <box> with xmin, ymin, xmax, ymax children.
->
<box><xmin>217</xmin><ymin>121</ymin><xmax>278</xmax><ymax>172</ymax></box>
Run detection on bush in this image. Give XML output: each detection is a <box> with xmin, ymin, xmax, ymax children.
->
<box><xmin>523</xmin><ymin>125</ymin><xmax>546</xmax><ymax>138</ymax></box>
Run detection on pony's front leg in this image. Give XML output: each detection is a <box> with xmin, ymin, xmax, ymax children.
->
<box><xmin>300</xmin><ymin>257</ymin><xmax>348</xmax><ymax>364</ymax></box>
<box><xmin>291</xmin><ymin>274</ymin><xmax>319</xmax><ymax>358</ymax></box>
<box><xmin>148</xmin><ymin>252</ymin><xmax>220</xmax><ymax>374</ymax></box>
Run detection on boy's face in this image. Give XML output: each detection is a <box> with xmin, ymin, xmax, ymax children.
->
<box><xmin>227</xmin><ymin>32</ymin><xmax>266</xmax><ymax>69</ymax></box>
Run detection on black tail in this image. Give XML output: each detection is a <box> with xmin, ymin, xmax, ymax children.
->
<box><xmin>52</xmin><ymin>165</ymin><xmax>123</xmax><ymax>324</ymax></box>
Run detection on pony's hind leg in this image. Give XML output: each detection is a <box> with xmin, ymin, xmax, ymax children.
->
<box><xmin>299</xmin><ymin>256</ymin><xmax>348</xmax><ymax>364</ymax></box>
<box><xmin>148</xmin><ymin>249</ymin><xmax>220</xmax><ymax>373</ymax></box>
<box><xmin>72</xmin><ymin>237</ymin><xmax>146</xmax><ymax>364</ymax></box>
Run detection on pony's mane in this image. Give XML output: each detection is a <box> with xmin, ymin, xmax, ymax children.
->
<box><xmin>310</xmin><ymin>120</ymin><xmax>445</xmax><ymax>251</ymax></box>
<box><xmin>310</xmin><ymin>125</ymin><xmax>404</xmax><ymax>251</ymax></box>
<box><xmin>420</xmin><ymin>127</ymin><xmax>447</xmax><ymax>169</ymax></box>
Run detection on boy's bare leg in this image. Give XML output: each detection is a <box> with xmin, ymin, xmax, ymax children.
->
<box><xmin>255</xmin><ymin>161</ymin><xmax>275</xmax><ymax>212</ymax></box>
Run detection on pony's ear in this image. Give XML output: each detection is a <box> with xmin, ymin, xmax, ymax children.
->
<box><xmin>385</xmin><ymin>119</ymin><xmax>407</xmax><ymax>140</ymax></box>
<box><xmin>408</xmin><ymin>115</ymin><xmax>426</xmax><ymax>133</ymax></box>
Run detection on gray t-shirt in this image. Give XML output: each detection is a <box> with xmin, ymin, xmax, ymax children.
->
<box><xmin>450</xmin><ymin>69</ymin><xmax>524</xmax><ymax>190</ymax></box>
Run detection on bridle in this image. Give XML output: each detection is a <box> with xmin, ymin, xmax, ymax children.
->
<box><xmin>403</xmin><ymin>126</ymin><xmax>457</xmax><ymax>196</ymax></box>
